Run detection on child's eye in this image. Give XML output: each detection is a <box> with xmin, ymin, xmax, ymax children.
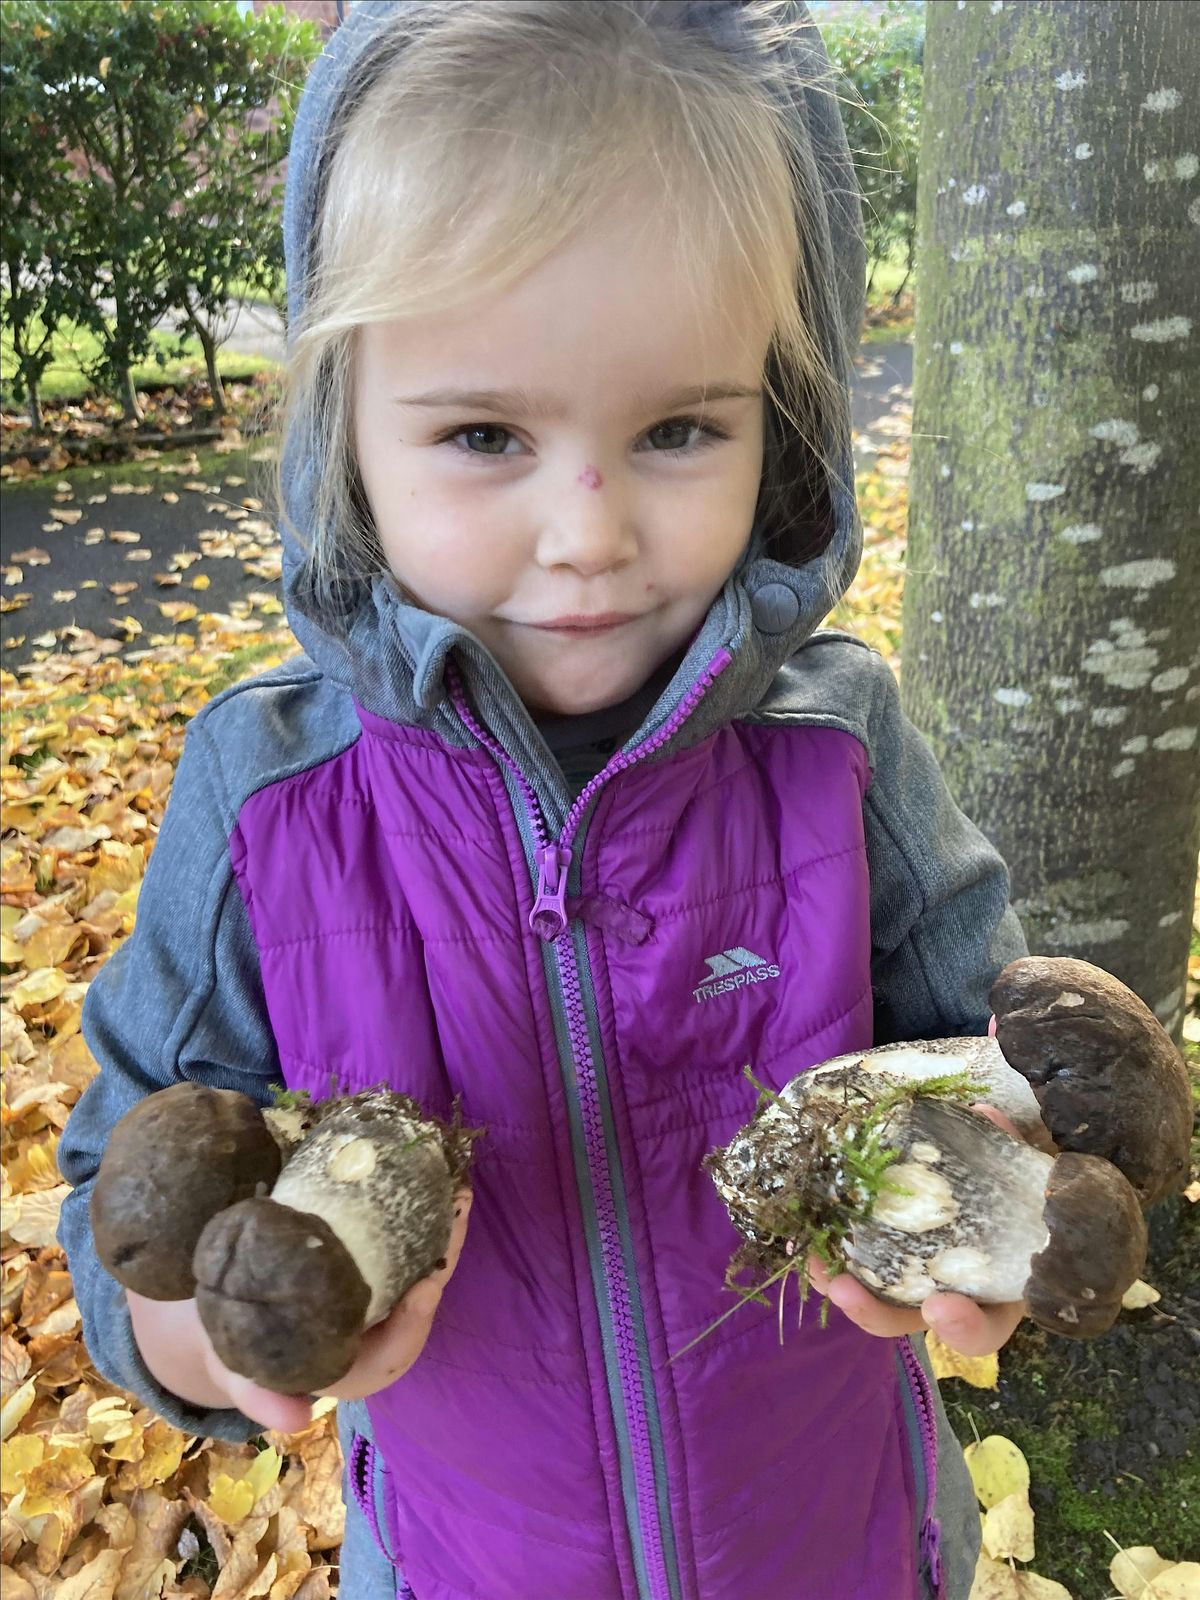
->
<box><xmin>434</xmin><ymin>414</ymin><xmax>730</xmax><ymax>462</ymax></box>
<box><xmin>639</xmin><ymin>416</ymin><xmax>730</xmax><ymax>456</ymax></box>
<box><xmin>439</xmin><ymin>423</ymin><xmax>522</xmax><ymax>457</ymax></box>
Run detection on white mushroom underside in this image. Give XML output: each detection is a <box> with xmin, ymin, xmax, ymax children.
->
<box><xmin>846</xmin><ymin>1128</ymin><xmax>1055</xmax><ymax>1304</ymax></box>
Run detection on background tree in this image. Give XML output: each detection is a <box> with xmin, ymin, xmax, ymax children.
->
<box><xmin>822</xmin><ymin>0</ymin><xmax>924</xmax><ymax>302</ymax></box>
<box><xmin>161</xmin><ymin>4</ymin><xmax>320</xmax><ymax>416</ymax></box>
<box><xmin>5</xmin><ymin>0</ymin><xmax>316</xmax><ymax>423</ymax></box>
<box><xmin>0</xmin><ymin>10</ymin><xmax>77</xmax><ymax>434</ymax></box>
<box><xmin>902</xmin><ymin>0</ymin><xmax>1199</xmax><ymax>1041</ymax></box>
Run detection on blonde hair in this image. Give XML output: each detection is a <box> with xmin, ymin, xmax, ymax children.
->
<box><xmin>278</xmin><ymin>0</ymin><xmax>848</xmax><ymax>606</ymax></box>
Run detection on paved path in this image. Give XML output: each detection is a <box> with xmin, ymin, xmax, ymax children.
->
<box><xmin>2</xmin><ymin>337</ymin><xmax>912</xmax><ymax>671</ymax></box>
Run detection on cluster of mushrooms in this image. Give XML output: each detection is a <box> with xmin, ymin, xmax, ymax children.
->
<box><xmin>708</xmin><ymin>956</ymin><xmax>1192</xmax><ymax>1337</ymax></box>
<box><xmin>92</xmin><ymin>956</ymin><xmax>1192</xmax><ymax>1397</ymax></box>
<box><xmin>93</xmin><ymin>1087</ymin><xmax>476</xmax><ymax>1392</ymax></box>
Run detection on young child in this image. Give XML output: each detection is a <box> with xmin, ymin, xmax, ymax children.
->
<box><xmin>59</xmin><ymin>4</ymin><xmax>1031</xmax><ymax>1597</ymax></box>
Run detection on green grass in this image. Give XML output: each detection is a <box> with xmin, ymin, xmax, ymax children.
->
<box><xmin>0</xmin><ymin>432</ymin><xmax>278</xmax><ymax>501</ymax></box>
<box><xmin>1</xmin><ymin>318</ymin><xmax>279</xmax><ymax>407</ymax></box>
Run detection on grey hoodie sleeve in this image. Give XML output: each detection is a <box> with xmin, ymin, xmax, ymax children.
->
<box><xmin>56</xmin><ymin>719</ymin><xmax>281</xmax><ymax>1443</ymax></box>
<box><xmin>864</xmin><ymin>661</ymin><xmax>1028</xmax><ymax>1044</ymax></box>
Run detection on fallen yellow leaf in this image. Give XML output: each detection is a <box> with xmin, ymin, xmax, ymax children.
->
<box><xmin>926</xmin><ymin>1332</ymin><xmax>998</xmax><ymax>1389</ymax></box>
<box><xmin>964</xmin><ymin>1435</ymin><xmax>1031</xmax><ymax>1510</ymax></box>
<box><xmin>981</xmin><ymin>1490</ymin><xmax>1036</xmax><ymax>1563</ymax></box>
<box><xmin>969</xmin><ymin>1554</ymin><xmax>1072</xmax><ymax>1599</ymax></box>
<box><xmin>1120</xmin><ymin>1279</ymin><xmax>1162</xmax><ymax>1311</ymax></box>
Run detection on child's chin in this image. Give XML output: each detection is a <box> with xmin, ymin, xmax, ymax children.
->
<box><xmin>521</xmin><ymin>664</ymin><xmax>642</xmax><ymax>719</ymax></box>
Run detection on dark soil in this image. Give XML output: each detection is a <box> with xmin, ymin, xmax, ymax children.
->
<box><xmin>944</xmin><ymin>1193</ymin><xmax>1200</xmax><ymax>1597</ymax></box>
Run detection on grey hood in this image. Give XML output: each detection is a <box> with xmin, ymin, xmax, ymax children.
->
<box><xmin>279</xmin><ymin>0</ymin><xmax>865</xmax><ymax>759</ymax></box>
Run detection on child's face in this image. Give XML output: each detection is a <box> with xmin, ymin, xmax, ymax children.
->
<box><xmin>353</xmin><ymin>203</ymin><xmax>771</xmax><ymax>715</ymax></box>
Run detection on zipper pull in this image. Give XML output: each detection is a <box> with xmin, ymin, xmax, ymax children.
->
<box><xmin>530</xmin><ymin>842</ymin><xmax>572</xmax><ymax>941</ymax></box>
<box><xmin>920</xmin><ymin>1516</ymin><xmax>943</xmax><ymax>1595</ymax></box>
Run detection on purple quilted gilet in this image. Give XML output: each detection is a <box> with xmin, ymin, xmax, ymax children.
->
<box><xmin>229</xmin><ymin>662</ymin><xmax>942</xmax><ymax>1600</ymax></box>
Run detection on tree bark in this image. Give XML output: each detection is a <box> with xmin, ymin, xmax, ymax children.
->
<box><xmin>194</xmin><ymin>318</ymin><xmax>226</xmax><ymax>418</ymax></box>
<box><xmin>902</xmin><ymin>1</ymin><xmax>1199</xmax><ymax>1042</ymax></box>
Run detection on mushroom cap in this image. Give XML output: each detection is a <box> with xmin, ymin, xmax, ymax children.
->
<box><xmin>1023</xmin><ymin>1152</ymin><xmax>1148</xmax><ymax>1339</ymax></box>
<box><xmin>91</xmin><ymin>1083</ymin><xmax>282</xmax><ymax>1300</ymax></box>
<box><xmin>194</xmin><ymin>1197</ymin><xmax>371</xmax><ymax>1393</ymax></box>
<box><xmin>990</xmin><ymin>956</ymin><xmax>1192</xmax><ymax>1206</ymax></box>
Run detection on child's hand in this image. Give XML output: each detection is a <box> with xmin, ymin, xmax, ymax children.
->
<box><xmin>805</xmin><ymin>1103</ymin><xmax>1026</xmax><ymax>1358</ymax></box>
<box><xmin>129</xmin><ymin>1191</ymin><xmax>472</xmax><ymax>1430</ymax></box>
<box><xmin>315</xmin><ymin>1189</ymin><xmax>473</xmax><ymax>1402</ymax></box>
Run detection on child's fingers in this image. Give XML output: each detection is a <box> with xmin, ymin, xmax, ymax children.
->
<box><xmin>316</xmin><ymin>1191</ymin><xmax>474</xmax><ymax>1400</ymax></box>
<box><xmin>806</xmin><ymin>1255</ymin><xmax>927</xmax><ymax>1337</ymax></box>
<box><xmin>922</xmin><ymin>1291</ymin><xmax>1025</xmax><ymax>1356</ymax></box>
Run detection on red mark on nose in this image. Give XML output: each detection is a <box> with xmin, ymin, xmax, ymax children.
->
<box><xmin>578</xmin><ymin>466</ymin><xmax>603</xmax><ymax>490</ymax></box>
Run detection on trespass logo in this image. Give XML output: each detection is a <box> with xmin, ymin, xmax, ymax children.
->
<box><xmin>693</xmin><ymin>947</ymin><xmax>781</xmax><ymax>1004</ymax></box>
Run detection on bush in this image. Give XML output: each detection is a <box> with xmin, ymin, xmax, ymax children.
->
<box><xmin>0</xmin><ymin>0</ymin><xmax>321</xmax><ymax>428</ymax></box>
<box><xmin>819</xmin><ymin>0</ymin><xmax>924</xmax><ymax>301</ymax></box>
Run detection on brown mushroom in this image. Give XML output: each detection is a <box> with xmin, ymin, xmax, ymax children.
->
<box><xmin>92</xmin><ymin>1083</ymin><xmax>282</xmax><ymax>1300</ymax></box>
<box><xmin>193</xmin><ymin>1198</ymin><xmax>371</xmax><ymax>1393</ymax></box>
<box><xmin>707</xmin><ymin>956</ymin><xmax>1185</xmax><ymax>1341</ymax></box>
<box><xmin>191</xmin><ymin>1089</ymin><xmax>474</xmax><ymax>1392</ymax></box>
<box><xmin>990</xmin><ymin>956</ymin><xmax>1192</xmax><ymax>1205</ymax></box>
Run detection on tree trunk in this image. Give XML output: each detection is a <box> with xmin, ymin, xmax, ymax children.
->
<box><xmin>195</xmin><ymin>319</ymin><xmax>226</xmax><ymax>418</ymax></box>
<box><xmin>902</xmin><ymin>1</ymin><xmax>1199</xmax><ymax>1043</ymax></box>
<box><xmin>27</xmin><ymin>379</ymin><xmax>42</xmax><ymax>435</ymax></box>
<box><xmin>118</xmin><ymin>363</ymin><xmax>143</xmax><ymax>424</ymax></box>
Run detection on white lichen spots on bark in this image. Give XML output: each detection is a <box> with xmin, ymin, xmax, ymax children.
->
<box><xmin>1060</xmin><ymin>523</ymin><xmax>1102</xmax><ymax>543</ymax></box>
<box><xmin>1100</xmin><ymin>559</ymin><xmax>1176</xmax><ymax>588</ymax></box>
<box><xmin>1112</xmin><ymin>759</ymin><xmax>1136</xmax><ymax>778</ymax></box>
<box><xmin>961</xmin><ymin>518</ymin><xmax>976</xmax><ymax>532</ymax></box>
<box><xmin>931</xmin><ymin>611</ymin><xmax>944</xmax><ymax>624</ymax></box>
<box><xmin>1074</xmin><ymin>143</ymin><xmax>1093</xmax><ymax>160</ymax></box>
<box><xmin>1091</xmin><ymin>707</ymin><xmax>1130</xmax><ymax>727</ymax></box>
<box><xmin>1142</xmin><ymin>88</ymin><xmax>1181</xmax><ymax>113</ymax></box>
<box><xmin>1159</xmin><ymin>910</ymin><xmax>1183</xmax><ymax>927</ymax></box>
<box><xmin>940</xmin><ymin>463</ymin><xmax>952</xmax><ymax>478</ymax></box>
<box><xmin>1188</xmin><ymin>198</ymin><xmax>1200</xmax><ymax>225</ymax></box>
<box><xmin>1055</xmin><ymin>70</ymin><xmax>1086</xmax><ymax>91</ymax></box>
<box><xmin>1153</xmin><ymin>727</ymin><xmax>1198</xmax><ymax>751</ymax></box>
<box><xmin>1142</xmin><ymin>383</ymin><xmax>1160</xmax><ymax>400</ymax></box>
<box><xmin>1049</xmin><ymin>676</ymin><xmax>1077</xmax><ymax>691</ymax></box>
<box><xmin>1056</xmin><ymin>698</ymin><xmax>1085</xmax><ymax>715</ymax></box>
<box><xmin>969</xmin><ymin>592</ymin><xmax>1004</xmax><ymax>609</ymax></box>
<box><xmin>1131</xmin><ymin>317</ymin><xmax>1191</xmax><ymax>342</ymax></box>
<box><xmin>1175</xmin><ymin>154</ymin><xmax>1199</xmax><ymax>178</ymax></box>
<box><xmin>1121</xmin><ymin>281</ymin><xmax>1157</xmax><ymax>303</ymax></box>
<box><xmin>962</xmin><ymin>184</ymin><xmax>988</xmax><ymax>205</ymax></box>
<box><xmin>1026</xmin><ymin>482</ymin><xmax>1066</xmax><ymax>501</ymax></box>
<box><xmin>1122</xmin><ymin>737</ymin><xmax>1150</xmax><ymax>754</ymax></box>
<box><xmin>1088</xmin><ymin>419</ymin><xmax>1162</xmax><ymax>474</ymax></box>
<box><xmin>994</xmin><ymin>688</ymin><xmax>1032</xmax><ymax>707</ymax></box>
<box><xmin>1090</xmin><ymin>419</ymin><xmax>1139</xmax><ymax>447</ymax></box>
<box><xmin>1082</xmin><ymin>636</ymin><xmax>1158</xmax><ymax>691</ymax></box>
<box><xmin>1152</xmin><ymin>667</ymin><xmax>1190</xmax><ymax>692</ymax></box>
<box><xmin>1006</xmin><ymin>200</ymin><xmax>1027</xmax><ymax>217</ymax></box>
<box><xmin>1068</xmin><ymin>264</ymin><xmax>1099</xmax><ymax>283</ymax></box>
<box><xmin>989</xmin><ymin>0</ymin><xmax>1003</xmax><ymax>12</ymax></box>
<box><xmin>949</xmin><ymin>341</ymin><xmax>965</xmax><ymax>354</ymax></box>
<box><xmin>1044</xmin><ymin>919</ymin><xmax>1129</xmax><ymax>946</ymax></box>
<box><xmin>1154</xmin><ymin>987</ymin><xmax>1185</xmax><ymax>1025</ymax></box>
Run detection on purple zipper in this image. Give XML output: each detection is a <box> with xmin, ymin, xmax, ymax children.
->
<box><xmin>900</xmin><ymin>1340</ymin><xmax>945</xmax><ymax>1599</ymax></box>
<box><xmin>447</xmin><ymin>649</ymin><xmax>732</xmax><ymax>1600</ymax></box>
<box><xmin>349</xmin><ymin>1433</ymin><xmax>417</xmax><ymax>1599</ymax></box>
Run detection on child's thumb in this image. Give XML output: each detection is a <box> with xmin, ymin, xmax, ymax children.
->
<box><xmin>222</xmin><ymin>1368</ymin><xmax>315</xmax><ymax>1433</ymax></box>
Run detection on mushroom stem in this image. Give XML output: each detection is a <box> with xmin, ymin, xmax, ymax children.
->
<box><xmin>192</xmin><ymin>1089</ymin><xmax>478</xmax><ymax>1391</ymax></box>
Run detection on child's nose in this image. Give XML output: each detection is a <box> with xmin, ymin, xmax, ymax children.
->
<box><xmin>535</xmin><ymin>471</ymin><xmax>639</xmax><ymax>575</ymax></box>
